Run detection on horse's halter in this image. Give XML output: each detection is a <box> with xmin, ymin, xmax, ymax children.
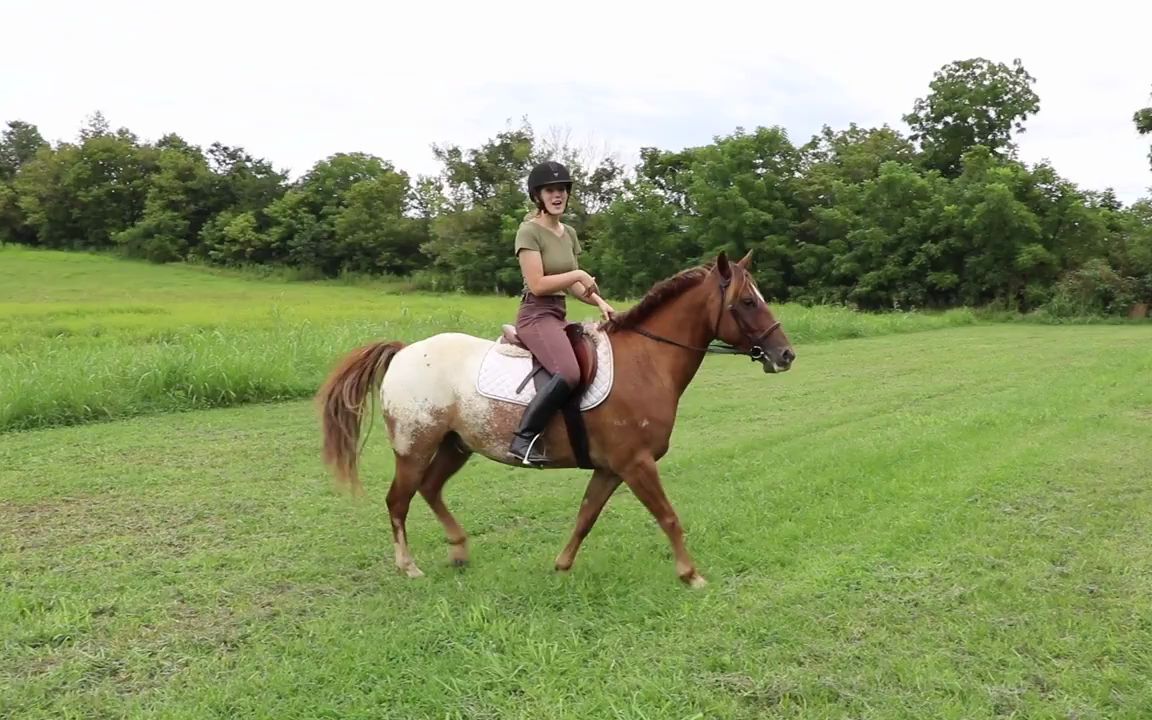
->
<box><xmin>627</xmin><ymin>266</ymin><xmax>783</xmax><ymax>362</ymax></box>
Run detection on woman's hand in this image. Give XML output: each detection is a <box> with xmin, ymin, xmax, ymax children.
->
<box><xmin>596</xmin><ymin>298</ymin><xmax>616</xmax><ymax>322</ymax></box>
<box><xmin>574</xmin><ymin>270</ymin><xmax>598</xmax><ymax>297</ymax></box>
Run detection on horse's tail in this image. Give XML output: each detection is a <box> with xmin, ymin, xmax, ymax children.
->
<box><xmin>315</xmin><ymin>340</ymin><xmax>406</xmax><ymax>495</ymax></box>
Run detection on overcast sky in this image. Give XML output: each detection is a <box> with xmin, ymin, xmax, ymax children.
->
<box><xmin>4</xmin><ymin>0</ymin><xmax>1150</xmax><ymax>204</ymax></box>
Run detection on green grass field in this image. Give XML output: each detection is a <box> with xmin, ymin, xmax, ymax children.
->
<box><xmin>3</xmin><ymin>247</ymin><xmax>1152</xmax><ymax>718</ymax></box>
<box><xmin>0</xmin><ymin>246</ymin><xmax>983</xmax><ymax>433</ymax></box>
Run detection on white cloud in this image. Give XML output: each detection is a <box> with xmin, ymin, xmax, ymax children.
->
<box><xmin>3</xmin><ymin>0</ymin><xmax>1150</xmax><ymax>202</ymax></box>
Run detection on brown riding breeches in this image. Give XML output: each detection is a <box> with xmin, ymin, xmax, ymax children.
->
<box><xmin>515</xmin><ymin>293</ymin><xmax>580</xmax><ymax>387</ymax></box>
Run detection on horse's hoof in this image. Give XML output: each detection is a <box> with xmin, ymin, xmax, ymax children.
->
<box><xmin>448</xmin><ymin>544</ymin><xmax>469</xmax><ymax>567</ymax></box>
<box><xmin>402</xmin><ymin>565</ymin><xmax>425</xmax><ymax>579</ymax></box>
<box><xmin>682</xmin><ymin>573</ymin><xmax>707</xmax><ymax>589</ymax></box>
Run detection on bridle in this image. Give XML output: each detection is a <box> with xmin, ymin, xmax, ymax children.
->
<box><xmin>625</xmin><ymin>268</ymin><xmax>783</xmax><ymax>363</ymax></box>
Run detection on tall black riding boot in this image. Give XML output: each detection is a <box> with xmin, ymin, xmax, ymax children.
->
<box><xmin>508</xmin><ymin>374</ymin><xmax>574</xmax><ymax>466</ymax></box>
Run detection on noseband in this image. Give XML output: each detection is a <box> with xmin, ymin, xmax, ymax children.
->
<box><xmin>626</xmin><ymin>269</ymin><xmax>783</xmax><ymax>361</ymax></box>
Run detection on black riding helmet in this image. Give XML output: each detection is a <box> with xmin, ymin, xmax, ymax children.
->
<box><xmin>526</xmin><ymin>161</ymin><xmax>573</xmax><ymax>209</ymax></box>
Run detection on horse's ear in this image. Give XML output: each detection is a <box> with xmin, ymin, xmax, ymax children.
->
<box><xmin>737</xmin><ymin>249</ymin><xmax>754</xmax><ymax>269</ymax></box>
<box><xmin>716</xmin><ymin>251</ymin><xmax>732</xmax><ymax>281</ymax></box>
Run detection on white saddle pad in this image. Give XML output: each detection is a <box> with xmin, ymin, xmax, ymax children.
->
<box><xmin>475</xmin><ymin>325</ymin><xmax>614</xmax><ymax>410</ymax></box>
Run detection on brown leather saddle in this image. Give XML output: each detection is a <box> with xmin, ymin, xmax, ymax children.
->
<box><xmin>498</xmin><ymin>323</ymin><xmax>599</xmax><ymax>395</ymax></box>
<box><xmin>497</xmin><ymin>322</ymin><xmax>599</xmax><ymax>469</ymax></box>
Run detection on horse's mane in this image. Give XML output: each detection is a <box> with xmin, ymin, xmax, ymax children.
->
<box><xmin>601</xmin><ymin>263</ymin><xmax>714</xmax><ymax>334</ymax></box>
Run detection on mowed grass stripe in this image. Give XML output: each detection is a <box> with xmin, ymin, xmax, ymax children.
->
<box><xmin>3</xmin><ymin>324</ymin><xmax>1151</xmax><ymax>718</ymax></box>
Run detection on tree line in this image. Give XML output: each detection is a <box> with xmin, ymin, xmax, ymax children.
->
<box><xmin>2</xmin><ymin>57</ymin><xmax>1151</xmax><ymax>317</ymax></box>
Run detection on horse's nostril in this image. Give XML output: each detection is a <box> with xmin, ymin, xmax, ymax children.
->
<box><xmin>781</xmin><ymin>348</ymin><xmax>795</xmax><ymax>364</ymax></box>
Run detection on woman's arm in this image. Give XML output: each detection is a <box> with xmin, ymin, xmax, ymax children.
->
<box><xmin>567</xmin><ymin>280</ymin><xmax>601</xmax><ymax>306</ymax></box>
<box><xmin>569</xmin><ymin>280</ymin><xmax>616</xmax><ymax>320</ymax></box>
<box><xmin>517</xmin><ymin>250</ymin><xmax>591</xmax><ymax>296</ymax></box>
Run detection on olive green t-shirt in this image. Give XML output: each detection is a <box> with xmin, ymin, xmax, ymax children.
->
<box><xmin>513</xmin><ymin>220</ymin><xmax>583</xmax><ymax>296</ymax></box>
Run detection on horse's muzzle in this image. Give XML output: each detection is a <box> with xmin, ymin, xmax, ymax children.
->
<box><xmin>761</xmin><ymin>346</ymin><xmax>795</xmax><ymax>373</ymax></box>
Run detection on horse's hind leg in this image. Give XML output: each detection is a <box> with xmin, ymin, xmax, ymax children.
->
<box><xmin>387</xmin><ymin>445</ymin><xmax>438</xmax><ymax>579</ymax></box>
<box><xmin>419</xmin><ymin>433</ymin><xmax>473</xmax><ymax>567</ymax></box>
<box><xmin>555</xmin><ymin>468</ymin><xmax>621</xmax><ymax>572</ymax></box>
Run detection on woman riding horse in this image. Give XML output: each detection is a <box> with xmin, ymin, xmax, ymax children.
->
<box><xmin>508</xmin><ymin>160</ymin><xmax>615</xmax><ymax>466</ymax></box>
<box><xmin>315</xmin><ymin>167</ymin><xmax>798</xmax><ymax>586</ymax></box>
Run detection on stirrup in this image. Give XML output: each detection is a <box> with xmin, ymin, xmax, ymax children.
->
<box><xmin>509</xmin><ymin>432</ymin><xmax>550</xmax><ymax>466</ymax></box>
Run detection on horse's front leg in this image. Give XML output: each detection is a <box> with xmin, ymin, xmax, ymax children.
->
<box><xmin>555</xmin><ymin>468</ymin><xmax>621</xmax><ymax>572</ymax></box>
<box><xmin>619</xmin><ymin>455</ymin><xmax>705</xmax><ymax>588</ymax></box>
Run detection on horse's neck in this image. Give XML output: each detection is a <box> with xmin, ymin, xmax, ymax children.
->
<box><xmin>636</xmin><ymin>286</ymin><xmax>716</xmax><ymax>396</ymax></box>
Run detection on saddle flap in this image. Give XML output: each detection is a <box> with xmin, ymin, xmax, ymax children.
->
<box><xmin>564</xmin><ymin>323</ymin><xmax>598</xmax><ymax>391</ymax></box>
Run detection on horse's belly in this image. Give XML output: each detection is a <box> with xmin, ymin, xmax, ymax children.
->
<box><xmin>452</xmin><ymin>390</ymin><xmax>525</xmax><ymax>462</ymax></box>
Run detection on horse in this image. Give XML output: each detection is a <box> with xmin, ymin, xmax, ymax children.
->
<box><xmin>315</xmin><ymin>249</ymin><xmax>796</xmax><ymax>587</ymax></box>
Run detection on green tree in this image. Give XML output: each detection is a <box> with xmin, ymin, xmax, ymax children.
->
<box><xmin>197</xmin><ymin>210</ymin><xmax>274</xmax><ymax>266</ymax></box>
<box><xmin>19</xmin><ymin>115</ymin><xmax>160</xmax><ymax>250</ymax></box>
<box><xmin>823</xmin><ymin>161</ymin><xmax>954</xmax><ymax>309</ymax></box>
<box><xmin>114</xmin><ymin>135</ymin><xmax>219</xmax><ymax>262</ymax></box>
<box><xmin>904</xmin><ymin>58</ymin><xmax>1041</xmax><ymax>176</ymax></box>
<box><xmin>420</xmin><ymin>121</ymin><xmax>536</xmax><ymax>292</ymax></box>
<box><xmin>800</xmin><ymin>123</ymin><xmax>917</xmax><ymax>184</ymax></box>
<box><xmin>1106</xmin><ymin>200</ymin><xmax>1152</xmax><ymax>304</ymax></box>
<box><xmin>952</xmin><ymin>154</ymin><xmax>1044</xmax><ymax>307</ymax></box>
<box><xmin>587</xmin><ymin>179</ymin><xmax>690</xmax><ymax>298</ymax></box>
<box><xmin>192</xmin><ymin>142</ymin><xmax>287</xmax><ymax>266</ymax></box>
<box><xmin>634</xmin><ymin>145</ymin><xmax>696</xmax><ymax>214</ymax></box>
<box><xmin>206</xmin><ymin>142</ymin><xmax>287</xmax><ymax>213</ymax></box>
<box><xmin>0</xmin><ymin>120</ymin><xmax>47</xmax><ymax>180</ymax></box>
<box><xmin>682</xmin><ymin>126</ymin><xmax>802</xmax><ymax>294</ymax></box>
<box><xmin>13</xmin><ymin>143</ymin><xmax>84</xmax><ymax>248</ymax></box>
<box><xmin>1135</xmin><ymin>89</ymin><xmax>1152</xmax><ymax>171</ymax></box>
<box><xmin>0</xmin><ymin>120</ymin><xmax>48</xmax><ymax>244</ymax></box>
<box><xmin>334</xmin><ymin>170</ymin><xmax>428</xmax><ymax>275</ymax></box>
<box><xmin>792</xmin><ymin>123</ymin><xmax>921</xmax><ymax>303</ymax></box>
<box><xmin>2</xmin><ymin>96</ymin><xmax>1149</xmax><ymax>319</ymax></box>
<box><xmin>258</xmin><ymin>152</ymin><xmax>409</xmax><ymax>274</ymax></box>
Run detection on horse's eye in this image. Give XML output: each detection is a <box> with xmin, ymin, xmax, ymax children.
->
<box><xmin>742</xmin><ymin>297</ymin><xmax>756</xmax><ymax>307</ymax></box>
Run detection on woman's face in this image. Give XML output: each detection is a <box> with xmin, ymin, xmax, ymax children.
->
<box><xmin>538</xmin><ymin>184</ymin><xmax>569</xmax><ymax>215</ymax></box>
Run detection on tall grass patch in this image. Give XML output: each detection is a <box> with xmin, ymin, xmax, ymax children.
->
<box><xmin>5</xmin><ymin>247</ymin><xmax>988</xmax><ymax>432</ymax></box>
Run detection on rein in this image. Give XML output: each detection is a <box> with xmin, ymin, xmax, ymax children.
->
<box><xmin>630</xmin><ymin>324</ymin><xmax>781</xmax><ymax>360</ymax></box>
<box><xmin>624</xmin><ymin>270</ymin><xmax>782</xmax><ymax>362</ymax></box>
